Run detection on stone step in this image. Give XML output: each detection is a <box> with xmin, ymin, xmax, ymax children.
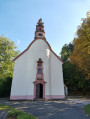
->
<box><xmin>34</xmin><ymin>98</ymin><xmax>45</xmax><ymax>101</ymax></box>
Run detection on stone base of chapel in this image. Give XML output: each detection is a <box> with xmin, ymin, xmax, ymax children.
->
<box><xmin>10</xmin><ymin>95</ymin><xmax>65</xmax><ymax>100</ymax></box>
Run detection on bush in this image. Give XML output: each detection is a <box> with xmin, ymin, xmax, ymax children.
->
<box><xmin>83</xmin><ymin>104</ymin><xmax>90</xmax><ymax>116</ymax></box>
<box><xmin>0</xmin><ymin>77</ymin><xmax>12</xmax><ymax>98</ymax></box>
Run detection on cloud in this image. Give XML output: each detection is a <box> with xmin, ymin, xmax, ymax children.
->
<box><xmin>17</xmin><ymin>40</ymin><xmax>20</xmax><ymax>45</ymax></box>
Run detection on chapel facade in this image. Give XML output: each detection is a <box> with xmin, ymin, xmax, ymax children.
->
<box><xmin>10</xmin><ymin>19</ymin><xmax>65</xmax><ymax>100</ymax></box>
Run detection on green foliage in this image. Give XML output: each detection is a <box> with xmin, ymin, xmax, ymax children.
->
<box><xmin>0</xmin><ymin>35</ymin><xmax>20</xmax><ymax>98</ymax></box>
<box><xmin>70</xmin><ymin>15</ymin><xmax>90</xmax><ymax>79</ymax></box>
<box><xmin>0</xmin><ymin>105</ymin><xmax>36</xmax><ymax>119</ymax></box>
<box><xmin>60</xmin><ymin>11</ymin><xmax>90</xmax><ymax>95</ymax></box>
<box><xmin>17</xmin><ymin>113</ymin><xmax>36</xmax><ymax>119</ymax></box>
<box><xmin>0</xmin><ymin>77</ymin><xmax>12</xmax><ymax>97</ymax></box>
<box><xmin>0</xmin><ymin>105</ymin><xmax>11</xmax><ymax>110</ymax></box>
<box><xmin>63</xmin><ymin>61</ymin><xmax>90</xmax><ymax>94</ymax></box>
<box><xmin>83</xmin><ymin>104</ymin><xmax>90</xmax><ymax>116</ymax></box>
<box><xmin>60</xmin><ymin>43</ymin><xmax>74</xmax><ymax>62</ymax></box>
<box><xmin>0</xmin><ymin>35</ymin><xmax>20</xmax><ymax>79</ymax></box>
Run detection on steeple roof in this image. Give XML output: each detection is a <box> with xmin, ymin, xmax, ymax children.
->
<box><xmin>37</xmin><ymin>18</ymin><xmax>44</xmax><ymax>26</ymax></box>
<box><xmin>35</xmin><ymin>18</ymin><xmax>45</xmax><ymax>39</ymax></box>
<box><xmin>13</xmin><ymin>19</ymin><xmax>63</xmax><ymax>63</ymax></box>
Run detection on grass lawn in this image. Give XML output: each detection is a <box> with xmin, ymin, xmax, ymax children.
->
<box><xmin>83</xmin><ymin>104</ymin><xmax>90</xmax><ymax>117</ymax></box>
<box><xmin>0</xmin><ymin>105</ymin><xmax>37</xmax><ymax>119</ymax></box>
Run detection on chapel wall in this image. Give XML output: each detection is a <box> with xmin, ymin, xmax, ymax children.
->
<box><xmin>11</xmin><ymin>51</ymin><xmax>29</xmax><ymax>96</ymax></box>
<box><xmin>50</xmin><ymin>52</ymin><xmax>65</xmax><ymax>96</ymax></box>
<box><xmin>28</xmin><ymin>39</ymin><xmax>51</xmax><ymax>96</ymax></box>
<box><xmin>11</xmin><ymin>39</ymin><xmax>52</xmax><ymax>98</ymax></box>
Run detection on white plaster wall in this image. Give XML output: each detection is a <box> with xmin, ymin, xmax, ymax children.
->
<box><xmin>11</xmin><ymin>39</ymin><xmax>64</xmax><ymax>99</ymax></box>
<box><xmin>11</xmin><ymin>39</ymin><xmax>51</xmax><ymax>97</ymax></box>
<box><xmin>11</xmin><ymin>51</ymin><xmax>29</xmax><ymax>96</ymax></box>
<box><xmin>51</xmin><ymin>52</ymin><xmax>64</xmax><ymax>95</ymax></box>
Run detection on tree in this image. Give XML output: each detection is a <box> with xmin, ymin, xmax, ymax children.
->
<box><xmin>0</xmin><ymin>77</ymin><xmax>12</xmax><ymax>97</ymax></box>
<box><xmin>63</xmin><ymin>61</ymin><xmax>90</xmax><ymax>94</ymax></box>
<box><xmin>60</xmin><ymin>43</ymin><xmax>74</xmax><ymax>62</ymax></box>
<box><xmin>61</xmin><ymin>43</ymin><xmax>90</xmax><ymax>95</ymax></box>
<box><xmin>0</xmin><ymin>35</ymin><xmax>20</xmax><ymax>80</ymax></box>
<box><xmin>69</xmin><ymin>13</ymin><xmax>90</xmax><ymax>79</ymax></box>
<box><xmin>60</xmin><ymin>11</ymin><xmax>90</xmax><ymax>95</ymax></box>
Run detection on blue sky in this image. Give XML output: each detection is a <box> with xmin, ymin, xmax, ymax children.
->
<box><xmin>0</xmin><ymin>0</ymin><xmax>90</xmax><ymax>55</ymax></box>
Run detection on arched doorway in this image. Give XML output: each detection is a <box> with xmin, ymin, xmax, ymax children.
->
<box><xmin>36</xmin><ymin>83</ymin><xmax>43</xmax><ymax>98</ymax></box>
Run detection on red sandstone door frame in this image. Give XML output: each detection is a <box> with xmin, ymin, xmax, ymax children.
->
<box><xmin>33</xmin><ymin>81</ymin><xmax>46</xmax><ymax>99</ymax></box>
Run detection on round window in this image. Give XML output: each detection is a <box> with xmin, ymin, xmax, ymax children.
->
<box><xmin>38</xmin><ymin>33</ymin><xmax>43</xmax><ymax>36</ymax></box>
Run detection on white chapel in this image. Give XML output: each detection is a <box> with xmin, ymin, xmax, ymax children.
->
<box><xmin>10</xmin><ymin>19</ymin><xmax>65</xmax><ymax>100</ymax></box>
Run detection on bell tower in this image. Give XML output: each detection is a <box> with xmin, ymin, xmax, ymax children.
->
<box><xmin>35</xmin><ymin>18</ymin><xmax>46</xmax><ymax>40</ymax></box>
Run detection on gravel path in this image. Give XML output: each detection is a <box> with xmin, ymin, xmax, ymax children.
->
<box><xmin>0</xmin><ymin>98</ymin><xmax>90</xmax><ymax>119</ymax></box>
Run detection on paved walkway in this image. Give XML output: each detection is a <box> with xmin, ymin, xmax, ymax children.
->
<box><xmin>0</xmin><ymin>110</ymin><xmax>8</xmax><ymax>119</ymax></box>
<box><xmin>0</xmin><ymin>98</ymin><xmax>90</xmax><ymax>119</ymax></box>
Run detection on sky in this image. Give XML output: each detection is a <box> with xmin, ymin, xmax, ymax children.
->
<box><xmin>0</xmin><ymin>0</ymin><xmax>90</xmax><ymax>56</ymax></box>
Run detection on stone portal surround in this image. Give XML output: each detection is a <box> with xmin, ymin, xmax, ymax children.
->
<box><xmin>33</xmin><ymin>80</ymin><xmax>46</xmax><ymax>99</ymax></box>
